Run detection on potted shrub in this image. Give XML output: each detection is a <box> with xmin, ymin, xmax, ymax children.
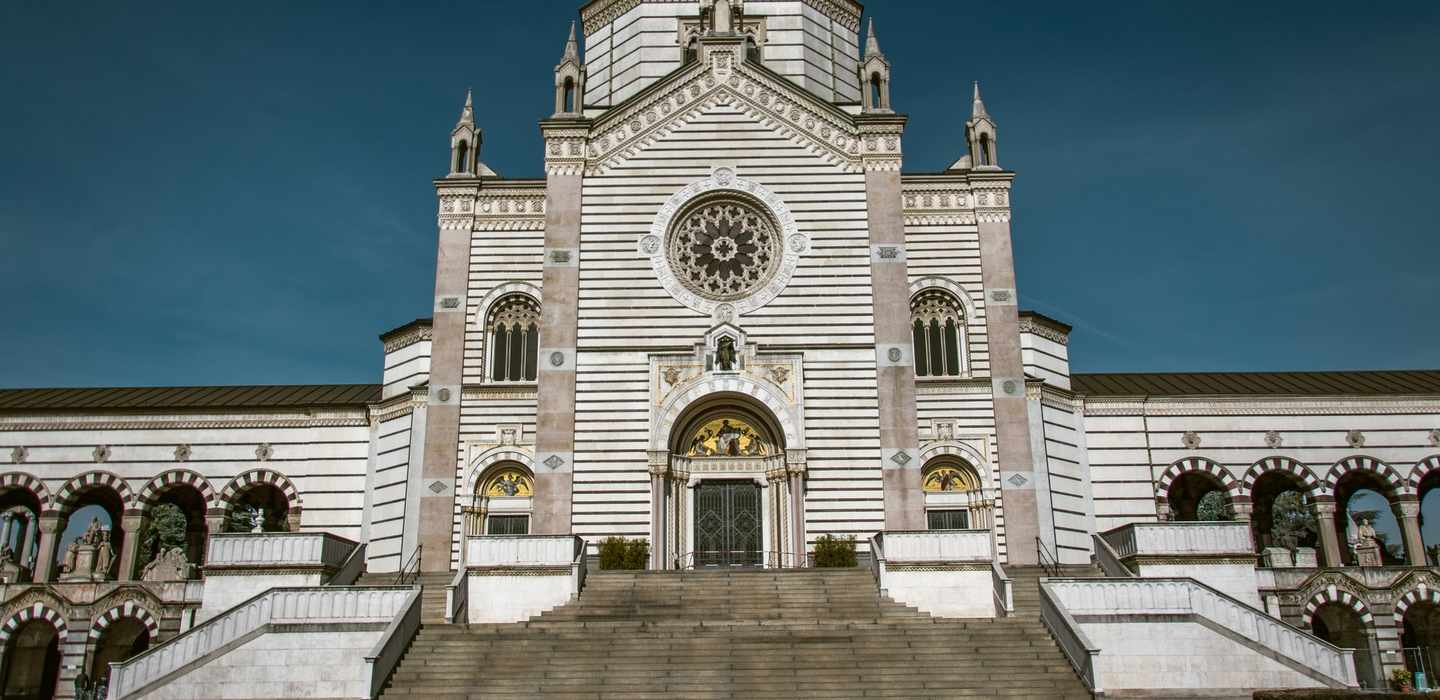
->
<box><xmin>1392</xmin><ymin>667</ymin><xmax>1415</xmax><ymax>692</ymax></box>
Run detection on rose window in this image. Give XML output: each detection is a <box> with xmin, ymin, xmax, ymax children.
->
<box><xmin>666</xmin><ymin>198</ymin><xmax>780</xmax><ymax>301</ymax></box>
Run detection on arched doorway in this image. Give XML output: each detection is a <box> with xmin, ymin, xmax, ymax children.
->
<box><xmin>1402</xmin><ymin>601</ymin><xmax>1440</xmax><ymax>687</ymax></box>
<box><xmin>1249</xmin><ymin>470</ymin><xmax>1318</xmax><ymax>553</ymax></box>
<box><xmin>90</xmin><ymin>617</ymin><xmax>150</xmax><ymax>690</ymax></box>
<box><xmin>920</xmin><ymin>458</ymin><xmax>991</xmax><ymax>530</ymax></box>
<box><xmin>1310</xmin><ymin>602</ymin><xmax>1381</xmax><ymax>688</ymax></box>
<box><xmin>0</xmin><ymin>619</ymin><xmax>61</xmax><ymax>700</ymax></box>
<box><xmin>659</xmin><ymin>396</ymin><xmax>800</xmax><ymax>569</ymax></box>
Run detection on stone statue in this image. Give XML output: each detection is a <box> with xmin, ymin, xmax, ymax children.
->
<box><xmin>1353</xmin><ymin>514</ymin><xmax>1383</xmax><ymax>567</ymax></box>
<box><xmin>94</xmin><ymin>530</ymin><xmax>114</xmax><ymax>577</ymax></box>
<box><xmin>715</xmin><ymin>337</ymin><xmax>737</xmax><ymax>371</ymax></box>
<box><xmin>60</xmin><ymin>517</ymin><xmax>115</xmax><ymax>582</ymax></box>
<box><xmin>141</xmin><ymin>546</ymin><xmax>193</xmax><ymax>581</ymax></box>
<box><xmin>252</xmin><ymin>507</ymin><xmax>266</xmax><ymax>533</ymax></box>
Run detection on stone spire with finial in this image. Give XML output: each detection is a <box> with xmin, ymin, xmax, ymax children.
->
<box><xmin>864</xmin><ymin>18</ymin><xmax>882</xmax><ymax>59</ymax></box>
<box><xmin>455</xmin><ymin>88</ymin><xmax>475</xmax><ymax>131</ymax></box>
<box><xmin>971</xmin><ymin>81</ymin><xmax>989</xmax><ymax>120</ymax></box>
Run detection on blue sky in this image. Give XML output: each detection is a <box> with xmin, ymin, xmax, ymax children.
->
<box><xmin>1</xmin><ymin>1</ymin><xmax>1437</xmax><ymax>389</ymax></box>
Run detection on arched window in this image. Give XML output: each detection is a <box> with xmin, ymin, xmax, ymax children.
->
<box><xmin>683</xmin><ymin>36</ymin><xmax>699</xmax><ymax>65</ymax></box>
<box><xmin>464</xmin><ymin>465</ymin><xmax>534</xmax><ymax>536</ymax></box>
<box><xmin>563</xmin><ymin>78</ymin><xmax>576</xmax><ymax>114</ymax></box>
<box><xmin>911</xmin><ymin>289</ymin><xmax>966</xmax><ymax>377</ymax></box>
<box><xmin>454</xmin><ymin>140</ymin><xmax>469</xmax><ymax>173</ymax></box>
<box><xmin>745</xmin><ymin>36</ymin><xmax>761</xmax><ymax>64</ymax></box>
<box><xmin>870</xmin><ymin>73</ymin><xmax>883</xmax><ymax>110</ymax></box>
<box><xmin>487</xmin><ymin>294</ymin><xmax>540</xmax><ymax>382</ymax></box>
<box><xmin>922</xmin><ymin>459</ymin><xmax>990</xmax><ymax>530</ymax></box>
<box><xmin>979</xmin><ymin>133</ymin><xmax>992</xmax><ymax>166</ymax></box>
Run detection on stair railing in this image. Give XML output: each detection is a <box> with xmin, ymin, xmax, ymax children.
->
<box><xmin>1036</xmin><ymin>537</ymin><xmax>1060</xmax><ymax>577</ymax></box>
<box><xmin>1090</xmin><ymin>533</ymin><xmax>1136</xmax><ymax>578</ymax></box>
<box><xmin>444</xmin><ymin>565</ymin><xmax>469</xmax><ymax>624</ymax></box>
<box><xmin>1037</xmin><ymin>578</ymin><xmax>1103</xmax><ymax>695</ymax></box>
<box><xmin>395</xmin><ymin>544</ymin><xmax>421</xmax><ymax>586</ymax></box>
<box><xmin>991</xmin><ymin>559</ymin><xmax>1014</xmax><ymax>616</ymax></box>
<box><xmin>365</xmin><ymin>586</ymin><xmax>423</xmax><ymax>698</ymax></box>
<box><xmin>330</xmin><ymin>542</ymin><xmax>367</xmax><ymax>585</ymax></box>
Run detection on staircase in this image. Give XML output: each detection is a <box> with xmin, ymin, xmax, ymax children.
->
<box><xmin>356</xmin><ymin>570</ymin><xmax>453</xmax><ymax>623</ymax></box>
<box><xmin>1006</xmin><ymin>564</ymin><xmax>1103</xmax><ymax>617</ymax></box>
<box><xmin>378</xmin><ymin>567</ymin><xmax>1092</xmax><ymax>699</ymax></box>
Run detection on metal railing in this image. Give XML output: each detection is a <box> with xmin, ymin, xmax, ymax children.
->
<box><xmin>1036</xmin><ymin>537</ymin><xmax>1060</xmax><ymax>577</ymax></box>
<box><xmin>395</xmin><ymin>545</ymin><xmax>421</xmax><ymax>586</ymax></box>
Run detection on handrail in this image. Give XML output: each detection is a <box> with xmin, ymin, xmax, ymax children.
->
<box><xmin>445</xmin><ymin>565</ymin><xmax>469</xmax><ymax>624</ymax></box>
<box><xmin>1038</xmin><ymin>578</ymin><xmax>1103</xmax><ymax>694</ymax></box>
<box><xmin>365</xmin><ymin>586</ymin><xmax>422</xmax><ymax>698</ymax></box>
<box><xmin>1091</xmin><ymin>533</ymin><xmax>1135</xmax><ymax>578</ymax></box>
<box><xmin>1036</xmin><ymin>537</ymin><xmax>1060</xmax><ymax>577</ymax></box>
<box><xmin>991</xmin><ymin>560</ymin><xmax>1014</xmax><ymax>616</ymax></box>
<box><xmin>107</xmin><ymin>586</ymin><xmax>412</xmax><ymax>699</ymax></box>
<box><xmin>868</xmin><ymin>534</ymin><xmax>885</xmax><ymax>586</ymax></box>
<box><xmin>1044</xmin><ymin>576</ymin><xmax>1358</xmax><ymax>688</ymax></box>
<box><xmin>395</xmin><ymin>545</ymin><xmax>421</xmax><ymax>586</ymax></box>
<box><xmin>331</xmin><ymin>542</ymin><xmax>368</xmax><ymax>585</ymax></box>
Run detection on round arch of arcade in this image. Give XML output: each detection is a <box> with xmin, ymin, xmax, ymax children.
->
<box><xmin>89</xmin><ymin>601</ymin><xmax>159</xmax><ymax>641</ymax></box>
<box><xmin>0</xmin><ymin>602</ymin><xmax>68</xmax><ymax>651</ymax></box>
<box><xmin>1155</xmin><ymin>457</ymin><xmax>1241</xmax><ymax>520</ymax></box>
<box><xmin>220</xmin><ymin>469</ymin><xmax>303</xmax><ymax>530</ymax></box>
<box><xmin>1301</xmin><ymin>585</ymin><xmax>1375</xmax><ymax>630</ymax></box>
<box><xmin>1241</xmin><ymin>457</ymin><xmax>1321</xmax><ymax>498</ymax></box>
<box><xmin>651</xmin><ymin>374</ymin><xmax>804</xmax><ymax>453</ymax></box>
<box><xmin>1394</xmin><ymin>584</ymin><xmax>1440</xmax><ymax>627</ymax></box>
<box><xmin>54</xmin><ymin>471</ymin><xmax>138</xmax><ymax>513</ymax></box>
<box><xmin>0</xmin><ymin>472</ymin><xmax>53</xmax><ymax>513</ymax></box>
<box><xmin>1322</xmin><ymin>455</ymin><xmax>1410</xmax><ymax>498</ymax></box>
<box><xmin>1406</xmin><ymin>455</ymin><xmax>1440</xmax><ymax>494</ymax></box>
<box><xmin>135</xmin><ymin>469</ymin><xmax>219</xmax><ymax>514</ymax></box>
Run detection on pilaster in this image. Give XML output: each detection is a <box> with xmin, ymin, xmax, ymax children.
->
<box><xmin>859</xmin><ymin>114</ymin><xmax>922</xmax><ymax>530</ymax></box>
<box><xmin>972</xmin><ymin>171</ymin><xmax>1039</xmax><ymax>564</ymax></box>
<box><xmin>533</xmin><ymin>118</ymin><xmax>589</xmax><ymax>535</ymax></box>
<box><xmin>33</xmin><ymin>512</ymin><xmax>64</xmax><ymax>583</ymax></box>
<box><xmin>1313</xmin><ymin>499</ymin><xmax>1344</xmax><ymax>567</ymax></box>
<box><xmin>117</xmin><ymin>512</ymin><xmax>143</xmax><ymax>581</ymax></box>
<box><xmin>416</xmin><ymin>178</ymin><xmax>479</xmax><ymax>572</ymax></box>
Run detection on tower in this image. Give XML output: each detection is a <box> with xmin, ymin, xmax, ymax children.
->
<box><xmin>858</xmin><ymin>19</ymin><xmax>892</xmax><ymax>113</ymax></box>
<box><xmin>448</xmin><ymin>90</ymin><xmax>478</xmax><ymax>177</ymax></box>
<box><xmin>553</xmin><ymin>22</ymin><xmax>585</xmax><ymax>117</ymax></box>
<box><xmin>966</xmin><ymin>81</ymin><xmax>998</xmax><ymax>169</ymax></box>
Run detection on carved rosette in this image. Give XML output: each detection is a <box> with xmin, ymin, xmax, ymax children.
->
<box><xmin>642</xmin><ymin>168</ymin><xmax>806</xmax><ymax>318</ymax></box>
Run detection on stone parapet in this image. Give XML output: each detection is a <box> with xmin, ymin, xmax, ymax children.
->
<box><xmin>870</xmin><ymin>530</ymin><xmax>995</xmax><ymax>619</ymax></box>
<box><xmin>203</xmin><ymin>532</ymin><xmax>358</xmax><ymax>573</ymax></box>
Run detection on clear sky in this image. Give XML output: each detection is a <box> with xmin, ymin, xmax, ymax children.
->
<box><xmin>2</xmin><ymin>1</ymin><xmax>1437</xmax><ymax>389</ymax></box>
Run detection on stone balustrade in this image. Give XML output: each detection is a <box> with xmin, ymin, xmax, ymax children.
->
<box><xmin>870</xmin><ymin>530</ymin><xmax>996</xmax><ymax>619</ymax></box>
<box><xmin>464</xmin><ymin>535</ymin><xmax>587</xmax><ymax>623</ymax></box>
<box><xmin>205</xmin><ymin>532</ymin><xmax>358</xmax><ymax>570</ymax></box>
<box><xmin>108</xmin><ymin>586</ymin><xmax>414</xmax><ymax>699</ymax></box>
<box><xmin>877</xmin><ymin>529</ymin><xmax>992</xmax><ymax>562</ymax></box>
<box><xmin>1043</xmin><ymin>577</ymin><xmax>1356</xmax><ymax>690</ymax></box>
<box><xmin>1101</xmin><ymin>521</ymin><xmax>1253</xmax><ymax>559</ymax></box>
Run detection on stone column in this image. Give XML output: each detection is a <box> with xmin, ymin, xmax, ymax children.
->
<box><xmin>973</xmin><ymin>174</ymin><xmax>1040</xmax><ymax>564</ymax></box>
<box><xmin>787</xmin><ymin>451</ymin><xmax>807</xmax><ymax>567</ymax></box>
<box><xmin>1313</xmin><ymin>500</ymin><xmax>1344</xmax><ymax>568</ymax></box>
<box><xmin>116</xmin><ymin>512</ymin><xmax>143</xmax><ymax>581</ymax></box>
<box><xmin>33</xmin><ymin>513</ymin><xmax>64</xmax><ymax>583</ymax></box>
<box><xmin>20</xmin><ymin>513</ymin><xmax>36</xmax><ymax>569</ymax></box>
<box><xmin>416</xmin><ymin>180</ymin><xmax>479</xmax><ymax>572</ymax></box>
<box><xmin>648</xmin><ymin>453</ymin><xmax>667</xmax><ymax>569</ymax></box>
<box><xmin>1395</xmin><ymin>499</ymin><xmax>1426</xmax><ymax>566</ymax></box>
<box><xmin>532</xmin><ymin>120</ymin><xmax>587</xmax><ymax>535</ymax></box>
<box><xmin>859</xmin><ymin>115</ymin><xmax>923</xmax><ymax>531</ymax></box>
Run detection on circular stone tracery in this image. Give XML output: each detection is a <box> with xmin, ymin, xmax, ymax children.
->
<box><xmin>667</xmin><ymin>198</ymin><xmax>780</xmax><ymax>301</ymax></box>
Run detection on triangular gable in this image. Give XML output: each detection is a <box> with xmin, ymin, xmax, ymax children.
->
<box><xmin>585</xmin><ymin>49</ymin><xmax>879</xmax><ymax>176</ymax></box>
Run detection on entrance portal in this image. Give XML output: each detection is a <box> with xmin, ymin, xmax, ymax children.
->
<box><xmin>694</xmin><ymin>480</ymin><xmax>762</xmax><ymax>567</ymax></box>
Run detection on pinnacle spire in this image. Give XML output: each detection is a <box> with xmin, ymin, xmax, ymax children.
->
<box><xmin>865</xmin><ymin>18</ymin><xmax>882</xmax><ymax>57</ymax></box>
<box><xmin>971</xmin><ymin>81</ymin><xmax>988</xmax><ymax>119</ymax></box>
<box><xmin>561</xmin><ymin>21</ymin><xmax>580</xmax><ymax>64</ymax></box>
<box><xmin>455</xmin><ymin>88</ymin><xmax>475</xmax><ymax>129</ymax></box>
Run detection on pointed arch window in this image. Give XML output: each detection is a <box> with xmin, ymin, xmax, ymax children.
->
<box><xmin>911</xmin><ymin>289</ymin><xmax>967</xmax><ymax>378</ymax></box>
<box><xmin>978</xmin><ymin>133</ymin><xmax>993</xmax><ymax>166</ymax></box>
<box><xmin>487</xmin><ymin>294</ymin><xmax>540</xmax><ymax>382</ymax></box>
<box><xmin>454</xmin><ymin>140</ymin><xmax>469</xmax><ymax>173</ymax></box>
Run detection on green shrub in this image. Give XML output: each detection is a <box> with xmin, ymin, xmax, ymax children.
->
<box><xmin>139</xmin><ymin>503</ymin><xmax>188</xmax><ymax>565</ymax></box>
<box><xmin>599</xmin><ymin>536</ymin><xmax>649</xmax><ymax>570</ymax></box>
<box><xmin>813</xmin><ymin>534</ymin><xmax>857</xmax><ymax>568</ymax></box>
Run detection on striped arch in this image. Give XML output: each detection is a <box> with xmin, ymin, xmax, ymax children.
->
<box><xmin>1301</xmin><ymin>584</ymin><xmax>1375</xmax><ymax>629</ymax></box>
<box><xmin>1156</xmin><ymin>457</ymin><xmax>1240</xmax><ymax>502</ymax></box>
<box><xmin>56</xmin><ymin>471</ymin><xmax>136</xmax><ymax>512</ymax></box>
<box><xmin>0</xmin><ymin>602</ymin><xmax>67</xmax><ymax>649</ymax></box>
<box><xmin>221</xmin><ymin>469</ymin><xmax>302</xmax><ymax>513</ymax></box>
<box><xmin>1393</xmin><ymin>584</ymin><xmax>1440</xmax><ymax>626</ymax></box>
<box><xmin>1324</xmin><ymin>456</ymin><xmax>1409</xmax><ymax>497</ymax></box>
<box><xmin>89</xmin><ymin>601</ymin><xmax>159</xmax><ymax>641</ymax></box>
<box><xmin>137</xmin><ymin>469</ymin><xmax>218</xmax><ymax>513</ymax></box>
<box><xmin>1407</xmin><ymin>455</ymin><xmax>1440</xmax><ymax>493</ymax></box>
<box><xmin>463</xmin><ymin>448</ymin><xmax>535</xmax><ymax>498</ymax></box>
<box><xmin>0</xmin><ymin>472</ymin><xmax>53</xmax><ymax>512</ymax></box>
<box><xmin>1242</xmin><ymin>457</ymin><xmax>1320</xmax><ymax>497</ymax></box>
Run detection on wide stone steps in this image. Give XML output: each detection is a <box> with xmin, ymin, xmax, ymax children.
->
<box><xmin>378</xmin><ymin>568</ymin><xmax>1092</xmax><ymax>699</ymax></box>
<box><xmin>356</xmin><ymin>570</ymin><xmax>452</xmax><ymax>623</ymax></box>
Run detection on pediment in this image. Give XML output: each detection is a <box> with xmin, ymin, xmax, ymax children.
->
<box><xmin>583</xmin><ymin>52</ymin><xmax>889</xmax><ymax>176</ymax></box>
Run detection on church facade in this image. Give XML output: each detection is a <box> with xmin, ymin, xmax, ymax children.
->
<box><xmin>3</xmin><ymin>0</ymin><xmax>1440</xmax><ymax>695</ymax></box>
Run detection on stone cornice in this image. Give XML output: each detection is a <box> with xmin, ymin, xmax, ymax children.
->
<box><xmin>915</xmin><ymin>377</ymin><xmax>992</xmax><ymax>396</ymax></box>
<box><xmin>0</xmin><ymin>409</ymin><xmax>369</xmax><ymax>432</ymax></box>
<box><xmin>380</xmin><ymin>321</ymin><xmax>433</xmax><ymax>354</ymax></box>
<box><xmin>1082</xmin><ymin>394</ymin><xmax>1440</xmax><ymax>417</ymax></box>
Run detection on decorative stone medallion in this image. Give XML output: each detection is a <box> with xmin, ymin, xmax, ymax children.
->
<box><xmin>543</xmin><ymin>454</ymin><xmax>565</xmax><ymax>470</ymax></box>
<box><xmin>1007</xmin><ymin>473</ymin><xmax>1029</xmax><ymax>488</ymax></box>
<box><xmin>1264</xmin><ymin>430</ymin><xmax>1283</xmax><ymax>449</ymax></box>
<box><xmin>1346</xmin><ymin>430</ymin><xmax>1366</xmax><ymax>449</ymax></box>
<box><xmin>174</xmin><ymin>444</ymin><xmax>192</xmax><ymax>462</ymax></box>
<box><xmin>643</xmin><ymin>167</ymin><xmax>805</xmax><ymax>317</ymax></box>
<box><xmin>1182</xmin><ymin>431</ymin><xmax>1202</xmax><ymax>450</ymax></box>
<box><xmin>10</xmin><ymin>447</ymin><xmax>26</xmax><ymax>464</ymax></box>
